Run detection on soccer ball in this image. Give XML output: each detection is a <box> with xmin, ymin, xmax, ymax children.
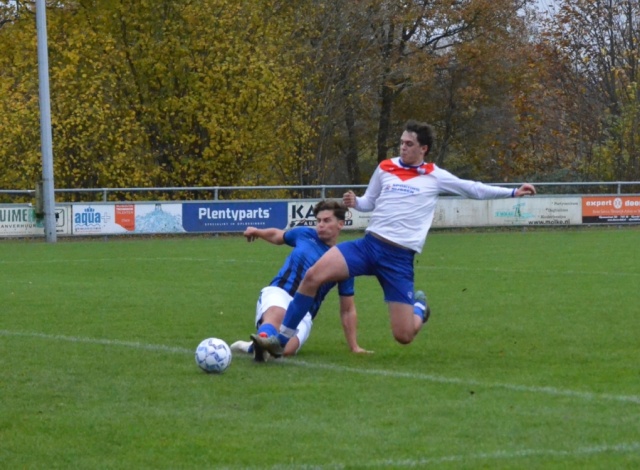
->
<box><xmin>195</xmin><ymin>337</ymin><xmax>232</xmax><ymax>374</ymax></box>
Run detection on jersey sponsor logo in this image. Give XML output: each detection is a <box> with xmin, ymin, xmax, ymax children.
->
<box><xmin>382</xmin><ymin>183</ymin><xmax>420</xmax><ymax>195</ymax></box>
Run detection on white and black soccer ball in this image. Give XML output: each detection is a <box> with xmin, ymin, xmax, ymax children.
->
<box><xmin>195</xmin><ymin>337</ymin><xmax>232</xmax><ymax>374</ymax></box>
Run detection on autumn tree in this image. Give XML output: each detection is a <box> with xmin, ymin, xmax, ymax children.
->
<box><xmin>541</xmin><ymin>0</ymin><xmax>640</xmax><ymax>181</ymax></box>
<box><xmin>6</xmin><ymin>0</ymin><xmax>630</xmax><ymax>194</ymax></box>
<box><xmin>297</xmin><ymin>0</ymin><xmax>546</xmax><ymax>186</ymax></box>
<box><xmin>393</xmin><ymin>0</ymin><xmax>539</xmax><ymax>182</ymax></box>
<box><xmin>0</xmin><ymin>0</ymin><xmax>314</xmax><ymax>196</ymax></box>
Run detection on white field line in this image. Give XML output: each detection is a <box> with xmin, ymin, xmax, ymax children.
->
<box><xmin>2</xmin><ymin>330</ymin><xmax>639</xmax><ymax>468</ymax></box>
<box><xmin>289</xmin><ymin>359</ymin><xmax>640</xmax><ymax>405</ymax></box>
<box><xmin>226</xmin><ymin>442</ymin><xmax>640</xmax><ymax>469</ymax></box>
<box><xmin>0</xmin><ymin>330</ymin><xmax>191</xmax><ymax>354</ymax></box>
<box><xmin>0</xmin><ymin>257</ymin><xmax>229</xmax><ymax>264</ymax></box>
<box><xmin>2</xmin><ymin>329</ymin><xmax>639</xmax><ymax>406</ymax></box>
<box><xmin>365</xmin><ymin>442</ymin><xmax>640</xmax><ymax>468</ymax></box>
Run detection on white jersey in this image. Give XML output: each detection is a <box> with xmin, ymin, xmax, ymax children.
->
<box><xmin>355</xmin><ymin>157</ymin><xmax>514</xmax><ymax>253</ymax></box>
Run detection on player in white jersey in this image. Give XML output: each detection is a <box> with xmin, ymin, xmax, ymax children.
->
<box><xmin>253</xmin><ymin>120</ymin><xmax>536</xmax><ymax>357</ymax></box>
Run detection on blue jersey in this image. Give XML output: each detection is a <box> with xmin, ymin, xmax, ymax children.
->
<box><xmin>269</xmin><ymin>227</ymin><xmax>355</xmax><ymax>318</ymax></box>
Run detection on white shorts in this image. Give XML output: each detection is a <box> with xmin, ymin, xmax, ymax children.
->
<box><xmin>256</xmin><ymin>286</ymin><xmax>313</xmax><ymax>353</ymax></box>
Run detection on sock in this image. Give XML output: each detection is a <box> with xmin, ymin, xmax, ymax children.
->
<box><xmin>413</xmin><ymin>302</ymin><xmax>426</xmax><ymax>322</ymax></box>
<box><xmin>257</xmin><ymin>323</ymin><xmax>278</xmax><ymax>337</ymax></box>
<box><xmin>278</xmin><ymin>292</ymin><xmax>314</xmax><ymax>346</ymax></box>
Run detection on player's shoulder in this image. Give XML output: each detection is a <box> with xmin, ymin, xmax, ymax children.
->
<box><xmin>297</xmin><ymin>226</ymin><xmax>317</xmax><ymax>237</ymax></box>
<box><xmin>429</xmin><ymin>164</ymin><xmax>459</xmax><ymax>179</ymax></box>
<box><xmin>285</xmin><ymin>226</ymin><xmax>317</xmax><ymax>242</ymax></box>
<box><xmin>379</xmin><ymin>157</ymin><xmax>400</xmax><ymax>170</ymax></box>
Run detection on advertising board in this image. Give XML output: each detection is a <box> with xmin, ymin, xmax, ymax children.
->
<box><xmin>0</xmin><ymin>204</ymin><xmax>71</xmax><ymax>236</ymax></box>
<box><xmin>582</xmin><ymin>196</ymin><xmax>640</xmax><ymax>224</ymax></box>
<box><xmin>182</xmin><ymin>201</ymin><xmax>288</xmax><ymax>233</ymax></box>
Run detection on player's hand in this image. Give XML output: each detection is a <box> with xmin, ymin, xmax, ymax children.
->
<box><xmin>243</xmin><ymin>227</ymin><xmax>259</xmax><ymax>242</ymax></box>
<box><xmin>343</xmin><ymin>190</ymin><xmax>357</xmax><ymax>208</ymax></box>
<box><xmin>515</xmin><ymin>183</ymin><xmax>536</xmax><ymax>197</ymax></box>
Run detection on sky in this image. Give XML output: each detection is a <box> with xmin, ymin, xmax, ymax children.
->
<box><xmin>534</xmin><ymin>0</ymin><xmax>559</xmax><ymax>13</ymax></box>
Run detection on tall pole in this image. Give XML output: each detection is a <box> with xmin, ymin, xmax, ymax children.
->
<box><xmin>35</xmin><ymin>0</ymin><xmax>57</xmax><ymax>242</ymax></box>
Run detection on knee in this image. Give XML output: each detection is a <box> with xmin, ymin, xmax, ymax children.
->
<box><xmin>393</xmin><ymin>330</ymin><xmax>415</xmax><ymax>345</ymax></box>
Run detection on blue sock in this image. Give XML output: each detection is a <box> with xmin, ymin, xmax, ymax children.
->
<box><xmin>257</xmin><ymin>323</ymin><xmax>278</xmax><ymax>337</ymax></box>
<box><xmin>278</xmin><ymin>292</ymin><xmax>314</xmax><ymax>346</ymax></box>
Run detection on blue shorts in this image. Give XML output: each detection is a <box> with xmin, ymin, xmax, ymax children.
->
<box><xmin>337</xmin><ymin>233</ymin><xmax>415</xmax><ymax>305</ymax></box>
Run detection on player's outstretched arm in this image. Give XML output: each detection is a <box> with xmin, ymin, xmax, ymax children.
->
<box><xmin>339</xmin><ymin>295</ymin><xmax>373</xmax><ymax>354</ymax></box>
<box><xmin>243</xmin><ymin>227</ymin><xmax>285</xmax><ymax>245</ymax></box>
<box><xmin>514</xmin><ymin>183</ymin><xmax>536</xmax><ymax>197</ymax></box>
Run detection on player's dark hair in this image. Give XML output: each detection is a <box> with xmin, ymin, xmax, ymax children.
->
<box><xmin>313</xmin><ymin>200</ymin><xmax>347</xmax><ymax>221</ymax></box>
<box><xmin>404</xmin><ymin>120</ymin><xmax>435</xmax><ymax>156</ymax></box>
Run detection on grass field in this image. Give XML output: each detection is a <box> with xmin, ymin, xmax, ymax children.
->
<box><xmin>1</xmin><ymin>227</ymin><xmax>639</xmax><ymax>469</ymax></box>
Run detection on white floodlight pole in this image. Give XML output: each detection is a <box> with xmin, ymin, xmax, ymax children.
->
<box><xmin>35</xmin><ymin>0</ymin><xmax>57</xmax><ymax>242</ymax></box>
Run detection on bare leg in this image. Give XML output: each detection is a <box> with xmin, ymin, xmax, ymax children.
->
<box><xmin>261</xmin><ymin>306</ymin><xmax>285</xmax><ymax>328</ymax></box>
<box><xmin>297</xmin><ymin>246</ymin><xmax>350</xmax><ymax>296</ymax></box>
<box><xmin>387</xmin><ymin>302</ymin><xmax>422</xmax><ymax>344</ymax></box>
<box><xmin>283</xmin><ymin>337</ymin><xmax>301</xmax><ymax>356</ymax></box>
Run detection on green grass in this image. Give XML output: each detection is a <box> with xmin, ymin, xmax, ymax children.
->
<box><xmin>1</xmin><ymin>228</ymin><xmax>639</xmax><ymax>469</ymax></box>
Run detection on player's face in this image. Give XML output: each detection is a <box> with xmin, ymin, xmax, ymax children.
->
<box><xmin>400</xmin><ymin>131</ymin><xmax>428</xmax><ymax>165</ymax></box>
<box><xmin>315</xmin><ymin>209</ymin><xmax>344</xmax><ymax>244</ymax></box>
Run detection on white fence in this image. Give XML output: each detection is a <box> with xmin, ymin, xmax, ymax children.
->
<box><xmin>0</xmin><ymin>183</ymin><xmax>639</xmax><ymax>238</ymax></box>
<box><xmin>2</xmin><ymin>181</ymin><xmax>640</xmax><ymax>202</ymax></box>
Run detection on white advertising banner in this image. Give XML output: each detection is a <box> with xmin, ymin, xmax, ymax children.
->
<box><xmin>0</xmin><ymin>196</ymin><xmax>586</xmax><ymax>238</ymax></box>
<box><xmin>435</xmin><ymin>196</ymin><xmax>581</xmax><ymax>227</ymax></box>
<box><xmin>130</xmin><ymin>203</ymin><xmax>185</xmax><ymax>233</ymax></box>
<box><xmin>72</xmin><ymin>203</ymin><xmax>184</xmax><ymax>235</ymax></box>
<box><xmin>494</xmin><ymin>196</ymin><xmax>581</xmax><ymax>227</ymax></box>
<box><xmin>0</xmin><ymin>204</ymin><xmax>71</xmax><ymax>237</ymax></box>
<box><xmin>286</xmin><ymin>197</ymin><xmax>581</xmax><ymax>231</ymax></box>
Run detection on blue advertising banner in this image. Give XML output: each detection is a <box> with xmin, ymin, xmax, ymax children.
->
<box><xmin>182</xmin><ymin>201</ymin><xmax>288</xmax><ymax>232</ymax></box>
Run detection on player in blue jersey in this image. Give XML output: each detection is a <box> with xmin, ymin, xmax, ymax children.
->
<box><xmin>230</xmin><ymin>200</ymin><xmax>370</xmax><ymax>361</ymax></box>
<box><xmin>253</xmin><ymin>120</ymin><xmax>537</xmax><ymax>358</ymax></box>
